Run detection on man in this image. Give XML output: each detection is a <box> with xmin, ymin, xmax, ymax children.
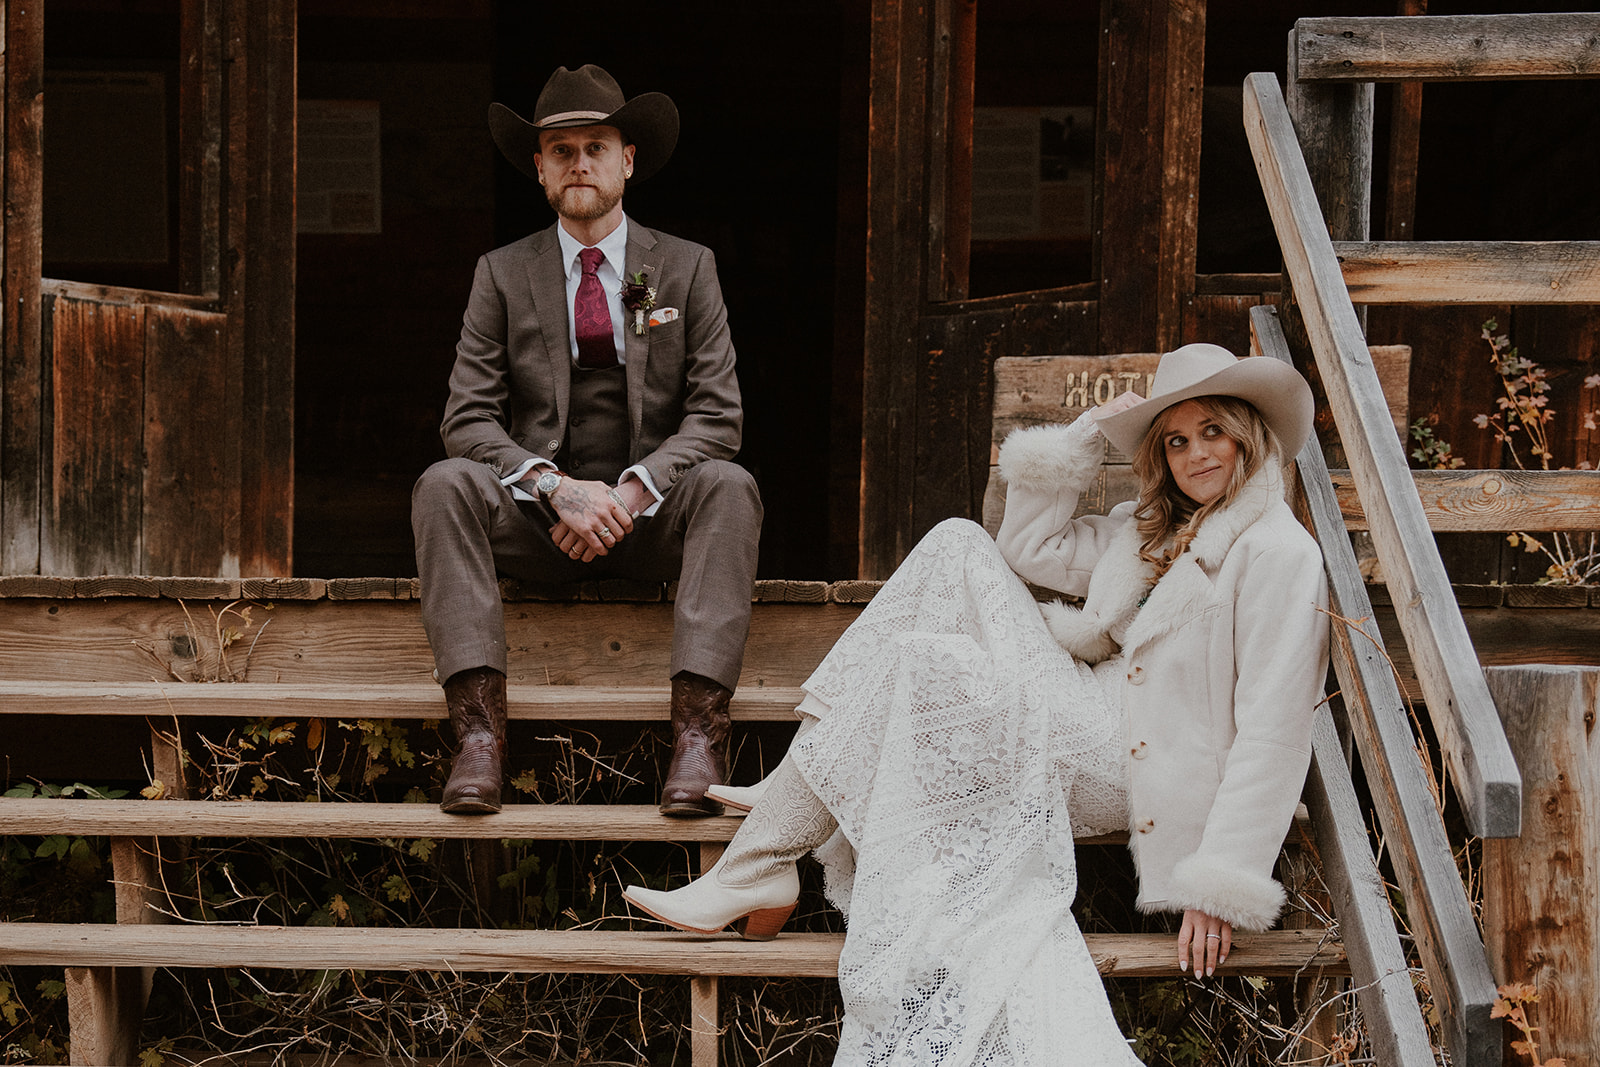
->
<box><xmin>412</xmin><ymin>64</ymin><xmax>761</xmax><ymax>818</ymax></box>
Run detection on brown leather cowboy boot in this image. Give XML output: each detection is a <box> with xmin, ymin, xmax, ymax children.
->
<box><xmin>439</xmin><ymin>666</ymin><xmax>507</xmax><ymax>814</ymax></box>
<box><xmin>660</xmin><ymin>671</ymin><xmax>732</xmax><ymax>816</ymax></box>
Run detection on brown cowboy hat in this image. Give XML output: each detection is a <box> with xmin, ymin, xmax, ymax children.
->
<box><xmin>1095</xmin><ymin>343</ymin><xmax>1315</xmax><ymax>458</ymax></box>
<box><xmin>489</xmin><ymin>64</ymin><xmax>679</xmax><ymax>183</ymax></box>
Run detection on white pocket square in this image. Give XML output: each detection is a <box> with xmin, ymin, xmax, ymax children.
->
<box><xmin>648</xmin><ymin>307</ymin><xmax>679</xmax><ymax>326</ymax></box>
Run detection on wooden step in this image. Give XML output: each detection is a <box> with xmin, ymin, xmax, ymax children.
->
<box><xmin>0</xmin><ymin>798</ymin><xmax>748</xmax><ymax>841</ymax></box>
<box><xmin>0</xmin><ymin>923</ymin><xmax>1348</xmax><ymax>978</ymax></box>
<box><xmin>0</xmin><ymin>797</ymin><xmax>1181</xmax><ymax>846</ymax></box>
<box><xmin>0</xmin><ymin>681</ymin><xmax>807</xmax><ymax>721</ymax></box>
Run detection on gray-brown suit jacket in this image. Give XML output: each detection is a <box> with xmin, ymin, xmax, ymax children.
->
<box><xmin>440</xmin><ymin>217</ymin><xmax>744</xmax><ymax>490</ymax></box>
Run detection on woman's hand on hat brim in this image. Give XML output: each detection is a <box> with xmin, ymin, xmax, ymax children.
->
<box><xmin>1091</xmin><ymin>390</ymin><xmax>1146</xmax><ymax>420</ymax></box>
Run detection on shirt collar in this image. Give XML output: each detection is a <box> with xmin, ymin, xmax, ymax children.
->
<box><xmin>557</xmin><ymin>216</ymin><xmax>629</xmax><ymax>277</ymax></box>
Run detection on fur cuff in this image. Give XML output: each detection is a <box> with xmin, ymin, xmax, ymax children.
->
<box><xmin>1040</xmin><ymin>600</ymin><xmax>1120</xmax><ymax>665</ymax></box>
<box><xmin>1164</xmin><ymin>854</ymin><xmax>1286</xmax><ymax>932</ymax></box>
<box><xmin>997</xmin><ymin>419</ymin><xmax>1105</xmax><ymax>494</ymax></box>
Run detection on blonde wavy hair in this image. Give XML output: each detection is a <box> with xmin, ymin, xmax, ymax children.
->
<box><xmin>1129</xmin><ymin>395</ymin><xmax>1277</xmax><ymax>578</ymax></box>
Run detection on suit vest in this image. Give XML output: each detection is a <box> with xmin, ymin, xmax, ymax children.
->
<box><xmin>562</xmin><ymin>364</ymin><xmax>630</xmax><ymax>482</ymax></box>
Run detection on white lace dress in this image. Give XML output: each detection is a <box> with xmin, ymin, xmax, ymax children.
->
<box><xmin>789</xmin><ymin>518</ymin><xmax>1143</xmax><ymax>1066</ymax></box>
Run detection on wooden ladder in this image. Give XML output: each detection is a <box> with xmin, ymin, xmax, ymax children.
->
<box><xmin>1244</xmin><ymin>12</ymin><xmax>1600</xmax><ymax>1067</ymax></box>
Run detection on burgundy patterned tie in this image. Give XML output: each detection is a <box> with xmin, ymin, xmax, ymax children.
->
<box><xmin>574</xmin><ymin>247</ymin><xmax>617</xmax><ymax>369</ymax></box>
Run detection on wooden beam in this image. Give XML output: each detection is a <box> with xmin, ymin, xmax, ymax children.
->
<box><xmin>1245</xmin><ymin>72</ymin><xmax>1521</xmax><ymax>840</ymax></box>
<box><xmin>1336</xmin><ymin>241</ymin><xmax>1600</xmax><ymax>304</ymax></box>
<box><xmin>1256</xmin><ymin>304</ymin><xmax>1502</xmax><ymax>1067</ymax></box>
<box><xmin>1301</xmin><ymin>709</ymin><xmax>1439</xmax><ymax>1067</ymax></box>
<box><xmin>2</xmin><ymin>0</ymin><xmax>44</xmax><ymax>574</ymax></box>
<box><xmin>1096</xmin><ymin>0</ymin><xmax>1205</xmax><ymax>353</ymax></box>
<box><xmin>0</xmin><ymin>924</ymin><xmax>1347</xmax><ymax>979</ymax></box>
<box><xmin>1332</xmin><ymin>468</ymin><xmax>1600</xmax><ymax>532</ymax></box>
<box><xmin>1382</xmin><ymin>0</ymin><xmax>1427</xmax><ymax>241</ymax></box>
<box><xmin>177</xmin><ymin>0</ymin><xmax>223</xmax><ymax>298</ymax></box>
<box><xmin>1483</xmin><ymin>666</ymin><xmax>1600</xmax><ymax>1067</ymax></box>
<box><xmin>1294</xmin><ymin>13</ymin><xmax>1600</xmax><ymax>83</ymax></box>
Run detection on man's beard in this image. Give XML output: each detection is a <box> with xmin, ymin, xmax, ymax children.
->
<box><xmin>546</xmin><ymin>178</ymin><xmax>623</xmax><ymax>221</ymax></box>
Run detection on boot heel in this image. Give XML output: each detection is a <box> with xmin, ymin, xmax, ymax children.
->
<box><xmin>732</xmin><ymin>903</ymin><xmax>795</xmax><ymax>941</ymax></box>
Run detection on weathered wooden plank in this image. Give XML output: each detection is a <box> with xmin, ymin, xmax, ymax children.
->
<box><xmin>1245</xmin><ymin>74</ymin><xmax>1521</xmax><ymax>840</ymax></box>
<box><xmin>177</xmin><ymin>0</ymin><xmax>223</xmax><ymax>297</ymax></box>
<box><xmin>45</xmin><ymin>297</ymin><xmax>147</xmax><ymax>576</ymax></box>
<box><xmin>1257</xmin><ymin>303</ymin><xmax>1502</xmax><ymax>1066</ymax></box>
<box><xmin>1483</xmin><ymin>666</ymin><xmax>1599</xmax><ymax>1067</ymax></box>
<box><xmin>0</xmin><ymin>924</ymin><xmax>1346</xmax><ymax>979</ymax></box>
<box><xmin>1302</xmin><ymin>709</ymin><xmax>1438</xmax><ymax>1067</ymax></box>
<box><xmin>1383</xmin><ymin>3</ymin><xmax>1425</xmax><ymax>243</ymax></box>
<box><xmin>229</xmin><ymin>0</ymin><xmax>296</xmax><ymax>577</ymax></box>
<box><xmin>41</xmin><ymin>280</ymin><xmax>218</xmax><ymax>312</ymax></box>
<box><xmin>1336</xmin><ymin>241</ymin><xmax>1600</xmax><ymax>304</ymax></box>
<box><xmin>0</xmin><ymin>682</ymin><xmax>809</xmax><ymax>722</ymax></box>
<box><xmin>2</xmin><ymin>0</ymin><xmax>44</xmax><ymax>574</ymax></box>
<box><xmin>143</xmin><ymin>306</ymin><xmax>233</xmax><ymax>576</ymax></box>
<box><xmin>1332</xmin><ymin>468</ymin><xmax>1600</xmax><ymax>532</ymax></box>
<box><xmin>0</xmin><ymin>799</ymin><xmax>753</xmax><ymax>842</ymax></box>
<box><xmin>1295</xmin><ymin>13</ymin><xmax>1600</xmax><ymax>83</ymax></box>
<box><xmin>0</xmin><ymin>599</ymin><xmax>860</xmax><ymax>686</ymax></box>
<box><xmin>1096</xmin><ymin>0</ymin><xmax>1205</xmax><ymax>352</ymax></box>
<box><xmin>989</xmin><ymin>354</ymin><xmax>1161</xmax><ymax>461</ymax></box>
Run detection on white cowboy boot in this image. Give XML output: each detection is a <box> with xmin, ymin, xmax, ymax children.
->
<box><xmin>624</xmin><ymin>755</ymin><xmax>835</xmax><ymax>940</ymax></box>
<box><xmin>703</xmin><ymin>700</ymin><xmax>821</xmax><ymax>814</ymax></box>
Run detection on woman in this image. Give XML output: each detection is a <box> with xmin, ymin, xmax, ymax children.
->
<box><xmin>624</xmin><ymin>344</ymin><xmax>1330</xmax><ymax>1064</ymax></box>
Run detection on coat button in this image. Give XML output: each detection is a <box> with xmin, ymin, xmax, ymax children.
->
<box><xmin>547</xmin><ymin>439</ymin><xmax>560</xmax><ymax>452</ymax></box>
<box><xmin>1136</xmin><ymin>818</ymin><xmax>1155</xmax><ymax>834</ymax></box>
<box><xmin>1130</xmin><ymin>740</ymin><xmax>1148</xmax><ymax>760</ymax></box>
<box><xmin>1128</xmin><ymin>664</ymin><xmax>1145</xmax><ymax>685</ymax></box>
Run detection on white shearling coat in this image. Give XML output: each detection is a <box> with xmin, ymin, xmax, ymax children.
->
<box><xmin>995</xmin><ymin>412</ymin><xmax>1330</xmax><ymax>931</ymax></box>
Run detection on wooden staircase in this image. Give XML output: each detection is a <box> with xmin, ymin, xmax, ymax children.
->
<box><xmin>1239</xmin><ymin>12</ymin><xmax>1600</xmax><ymax>1067</ymax></box>
<box><xmin>0</xmin><ymin>579</ymin><xmax>1349</xmax><ymax>1066</ymax></box>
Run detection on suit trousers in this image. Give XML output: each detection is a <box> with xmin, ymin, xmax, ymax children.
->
<box><xmin>412</xmin><ymin>457</ymin><xmax>762</xmax><ymax>691</ymax></box>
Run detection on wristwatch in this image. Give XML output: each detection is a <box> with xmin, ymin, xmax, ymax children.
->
<box><xmin>534</xmin><ymin>469</ymin><xmax>564</xmax><ymax>503</ymax></box>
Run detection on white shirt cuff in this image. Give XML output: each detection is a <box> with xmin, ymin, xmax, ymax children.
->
<box><xmin>620</xmin><ymin>465</ymin><xmax>664</xmax><ymax>517</ymax></box>
<box><xmin>501</xmin><ymin>457</ymin><xmax>555</xmax><ymax>502</ymax></box>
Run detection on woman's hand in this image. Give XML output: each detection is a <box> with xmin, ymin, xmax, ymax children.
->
<box><xmin>1177</xmin><ymin>909</ymin><xmax>1232</xmax><ymax>976</ymax></box>
<box><xmin>1091</xmin><ymin>389</ymin><xmax>1146</xmax><ymax>421</ymax></box>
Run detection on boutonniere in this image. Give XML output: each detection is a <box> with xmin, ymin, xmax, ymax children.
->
<box><xmin>620</xmin><ymin>271</ymin><xmax>657</xmax><ymax>335</ymax></box>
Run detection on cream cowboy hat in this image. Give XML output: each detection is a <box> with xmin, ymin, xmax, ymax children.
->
<box><xmin>489</xmin><ymin>64</ymin><xmax>680</xmax><ymax>183</ymax></box>
<box><xmin>1095</xmin><ymin>343</ymin><xmax>1314</xmax><ymax>458</ymax></box>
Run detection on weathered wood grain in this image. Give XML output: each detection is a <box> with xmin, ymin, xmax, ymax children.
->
<box><xmin>1096</xmin><ymin>0</ymin><xmax>1205</xmax><ymax>352</ymax></box>
<box><xmin>45</xmin><ymin>296</ymin><xmax>146</xmax><ymax>575</ymax></box>
<box><xmin>176</xmin><ymin>0</ymin><xmax>223</xmax><ymax>298</ymax></box>
<box><xmin>0</xmin><ymin>600</ymin><xmax>861</xmax><ymax>687</ymax></box>
<box><xmin>1245</xmin><ymin>74</ymin><xmax>1520</xmax><ymax>841</ymax></box>
<box><xmin>1483</xmin><ymin>666</ymin><xmax>1600</xmax><ymax>1067</ymax></box>
<box><xmin>0</xmin><ymin>682</ymin><xmax>809</xmax><ymax>722</ymax></box>
<box><xmin>1258</xmin><ymin>304</ymin><xmax>1501</xmax><ymax>1067</ymax></box>
<box><xmin>0</xmin><ymin>924</ymin><xmax>1347</xmax><ymax>979</ymax></box>
<box><xmin>1301</xmin><ymin>709</ymin><xmax>1438</xmax><ymax>1067</ymax></box>
<box><xmin>1332</xmin><ymin>468</ymin><xmax>1600</xmax><ymax>532</ymax></box>
<box><xmin>0</xmin><ymin>799</ymin><xmax>753</xmax><ymax>842</ymax></box>
<box><xmin>143</xmin><ymin>305</ymin><xmax>232</xmax><ymax>576</ymax></box>
<box><xmin>2</xmin><ymin>0</ymin><xmax>44</xmax><ymax>574</ymax></box>
<box><xmin>1336</xmin><ymin>241</ymin><xmax>1600</xmax><ymax>304</ymax></box>
<box><xmin>1295</xmin><ymin>13</ymin><xmax>1600</xmax><ymax>83</ymax></box>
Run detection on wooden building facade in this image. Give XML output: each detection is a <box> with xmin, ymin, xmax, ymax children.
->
<box><xmin>1</xmin><ymin>0</ymin><xmax>1597</xmax><ymax>582</ymax></box>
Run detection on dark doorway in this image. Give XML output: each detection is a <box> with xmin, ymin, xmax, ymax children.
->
<box><xmin>294</xmin><ymin>2</ymin><xmax>851</xmax><ymax>580</ymax></box>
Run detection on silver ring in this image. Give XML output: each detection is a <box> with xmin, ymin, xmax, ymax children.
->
<box><xmin>600</xmin><ymin>527</ymin><xmax>613</xmax><ymax>538</ymax></box>
<box><xmin>1205</xmin><ymin>934</ymin><xmax>1221</xmax><ymax>940</ymax></box>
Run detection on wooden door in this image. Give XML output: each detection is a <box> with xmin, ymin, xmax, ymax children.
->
<box><xmin>858</xmin><ymin>0</ymin><xmax>1205</xmax><ymax>576</ymax></box>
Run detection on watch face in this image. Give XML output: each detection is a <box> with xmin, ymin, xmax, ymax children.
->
<box><xmin>537</xmin><ymin>471</ymin><xmax>562</xmax><ymax>495</ymax></box>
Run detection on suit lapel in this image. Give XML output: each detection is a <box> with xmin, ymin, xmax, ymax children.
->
<box><xmin>624</xmin><ymin>218</ymin><xmax>661</xmax><ymax>454</ymax></box>
<box><xmin>524</xmin><ymin>224</ymin><xmax>573</xmax><ymax>432</ymax></box>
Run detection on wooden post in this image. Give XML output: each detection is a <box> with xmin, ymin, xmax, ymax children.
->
<box><xmin>692</xmin><ymin>841</ymin><xmax>726</xmax><ymax>1067</ymax></box>
<box><xmin>1095</xmin><ymin>0</ymin><xmax>1206</xmax><ymax>353</ymax></box>
<box><xmin>1483</xmin><ymin>665</ymin><xmax>1599</xmax><ymax>1067</ymax></box>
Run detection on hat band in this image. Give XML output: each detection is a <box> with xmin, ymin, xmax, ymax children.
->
<box><xmin>536</xmin><ymin>109</ymin><xmax>612</xmax><ymax>127</ymax></box>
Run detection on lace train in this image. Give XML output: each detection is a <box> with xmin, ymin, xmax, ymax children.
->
<box><xmin>790</xmin><ymin>519</ymin><xmax>1141</xmax><ymax>1065</ymax></box>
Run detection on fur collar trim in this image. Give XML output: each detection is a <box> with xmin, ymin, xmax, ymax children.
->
<box><xmin>997</xmin><ymin>419</ymin><xmax>1105</xmax><ymax>497</ymax></box>
<box><xmin>1042</xmin><ymin>461</ymin><xmax>1285</xmax><ymax>663</ymax></box>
